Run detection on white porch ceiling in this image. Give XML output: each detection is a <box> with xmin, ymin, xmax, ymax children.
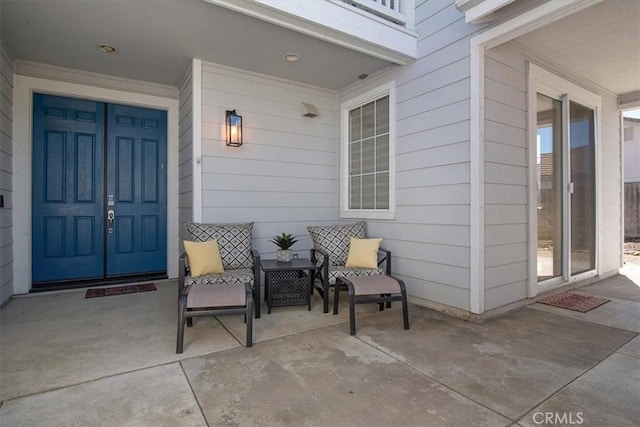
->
<box><xmin>513</xmin><ymin>0</ymin><xmax>640</xmax><ymax>97</ymax></box>
<box><xmin>0</xmin><ymin>0</ymin><xmax>394</xmax><ymax>90</ymax></box>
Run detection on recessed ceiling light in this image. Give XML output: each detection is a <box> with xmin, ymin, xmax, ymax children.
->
<box><xmin>97</xmin><ymin>43</ymin><xmax>118</xmax><ymax>54</ymax></box>
<box><xmin>358</xmin><ymin>73</ymin><xmax>368</xmax><ymax>80</ymax></box>
<box><xmin>283</xmin><ymin>53</ymin><xmax>300</xmax><ymax>62</ymax></box>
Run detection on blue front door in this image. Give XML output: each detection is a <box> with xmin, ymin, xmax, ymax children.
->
<box><xmin>32</xmin><ymin>95</ymin><xmax>105</xmax><ymax>282</ymax></box>
<box><xmin>32</xmin><ymin>94</ymin><xmax>167</xmax><ymax>284</ymax></box>
<box><xmin>105</xmin><ymin>104</ymin><xmax>167</xmax><ymax>277</ymax></box>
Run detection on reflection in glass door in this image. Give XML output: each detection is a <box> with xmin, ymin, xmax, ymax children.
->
<box><xmin>536</xmin><ymin>94</ymin><xmax>563</xmax><ymax>282</ymax></box>
<box><xmin>570</xmin><ymin>102</ymin><xmax>596</xmax><ymax>275</ymax></box>
<box><xmin>535</xmin><ymin>94</ymin><xmax>596</xmax><ymax>283</ymax></box>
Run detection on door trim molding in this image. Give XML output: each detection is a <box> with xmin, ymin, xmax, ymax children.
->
<box><xmin>14</xmin><ymin>75</ymin><xmax>179</xmax><ymax>294</ymax></box>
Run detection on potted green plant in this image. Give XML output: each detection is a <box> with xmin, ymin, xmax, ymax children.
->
<box><xmin>271</xmin><ymin>232</ymin><xmax>298</xmax><ymax>262</ymax></box>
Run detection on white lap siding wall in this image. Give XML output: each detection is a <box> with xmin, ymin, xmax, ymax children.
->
<box><xmin>0</xmin><ymin>41</ymin><xmax>14</xmax><ymax>305</ymax></box>
<box><xmin>198</xmin><ymin>62</ymin><xmax>339</xmax><ymax>259</ymax></box>
<box><xmin>339</xmin><ymin>0</ymin><xmax>487</xmax><ymax>311</ymax></box>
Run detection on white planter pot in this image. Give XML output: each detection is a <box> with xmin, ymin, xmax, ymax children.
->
<box><xmin>276</xmin><ymin>249</ymin><xmax>293</xmax><ymax>262</ymax></box>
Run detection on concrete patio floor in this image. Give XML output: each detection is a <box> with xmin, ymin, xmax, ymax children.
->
<box><xmin>1</xmin><ymin>266</ymin><xmax>639</xmax><ymax>426</ymax></box>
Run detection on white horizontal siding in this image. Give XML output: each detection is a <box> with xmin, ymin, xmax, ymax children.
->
<box><xmin>397</xmin><ymin>77</ymin><xmax>469</xmax><ymax>122</ymax></box>
<box><xmin>485</xmin><ymin>141</ymin><xmax>527</xmax><ymax>167</ymax></box>
<box><xmin>396</xmin><ymin>120</ymin><xmax>469</xmax><ymax>154</ymax></box>
<box><xmin>485</xmin><ymin>224</ymin><xmax>527</xmax><ymax>247</ymax></box>
<box><xmin>178</xmin><ymin>65</ymin><xmax>194</xmax><ymax>230</ymax></box>
<box><xmin>199</xmin><ymin>62</ymin><xmax>338</xmax><ymax>259</ymax></box>
<box><xmin>414</xmin><ymin>0</ymin><xmax>450</xmax><ymax>26</ymax></box>
<box><xmin>484</xmin><ymin>281</ymin><xmax>528</xmax><ymax>311</ymax></box>
<box><xmin>483</xmin><ymin>44</ymin><xmax>529</xmax><ymax>308</ymax></box>
<box><xmin>486</xmin><ymin>243</ymin><xmax>528</xmax><ymax>268</ymax></box>
<box><xmin>394</xmin><ymin>257</ymin><xmax>470</xmax><ymax>289</ymax></box>
<box><xmin>485</xmin><ymin>120</ymin><xmax>527</xmax><ymax>147</ymax></box>
<box><xmin>397</xmin><ymin>184</ymin><xmax>470</xmax><ymax>206</ymax></box>
<box><xmin>372</xmin><ymin>222</ymin><xmax>470</xmax><ymax>247</ymax></box>
<box><xmin>397</xmin><ymin>141</ymin><xmax>470</xmax><ymax>170</ymax></box>
<box><xmin>405</xmin><ymin>275</ymin><xmax>471</xmax><ymax>309</ymax></box>
<box><xmin>388</xmin><ymin>239</ymin><xmax>471</xmax><ymax>268</ymax></box>
<box><xmin>485</xmin><ymin>262</ymin><xmax>528</xmax><ymax>290</ymax></box>
<box><xmin>397</xmin><ymin>56</ymin><xmax>470</xmax><ymax>104</ymax></box>
<box><xmin>397</xmin><ymin>162</ymin><xmax>470</xmax><ymax>188</ymax></box>
<box><xmin>395</xmin><ymin>205</ymin><xmax>471</xmax><ymax>226</ymax></box>
<box><xmin>334</xmin><ymin>0</ymin><xmax>485</xmax><ymax>311</ymax></box>
<box><xmin>0</xmin><ymin>41</ymin><xmax>13</xmax><ymax>305</ymax></box>
<box><xmin>416</xmin><ymin>12</ymin><xmax>474</xmax><ymax>57</ymax></box>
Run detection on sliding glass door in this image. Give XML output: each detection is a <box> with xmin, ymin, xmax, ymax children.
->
<box><xmin>569</xmin><ymin>102</ymin><xmax>596</xmax><ymax>275</ymax></box>
<box><xmin>535</xmin><ymin>93</ymin><xmax>597</xmax><ymax>285</ymax></box>
<box><xmin>536</xmin><ymin>94</ymin><xmax>563</xmax><ymax>282</ymax></box>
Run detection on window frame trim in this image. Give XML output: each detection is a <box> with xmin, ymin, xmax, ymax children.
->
<box><xmin>340</xmin><ymin>81</ymin><xmax>396</xmax><ymax>220</ymax></box>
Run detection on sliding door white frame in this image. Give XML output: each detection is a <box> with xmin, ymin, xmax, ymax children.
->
<box><xmin>528</xmin><ymin>64</ymin><xmax>602</xmax><ymax>296</ymax></box>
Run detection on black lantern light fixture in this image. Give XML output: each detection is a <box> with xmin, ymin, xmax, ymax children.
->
<box><xmin>226</xmin><ymin>109</ymin><xmax>243</xmax><ymax>147</ymax></box>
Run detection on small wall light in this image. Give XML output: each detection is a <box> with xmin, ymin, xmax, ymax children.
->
<box><xmin>226</xmin><ymin>109</ymin><xmax>243</xmax><ymax>147</ymax></box>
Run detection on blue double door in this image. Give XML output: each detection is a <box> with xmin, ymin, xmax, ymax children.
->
<box><xmin>32</xmin><ymin>94</ymin><xmax>167</xmax><ymax>284</ymax></box>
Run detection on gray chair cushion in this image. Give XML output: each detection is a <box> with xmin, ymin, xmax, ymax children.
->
<box><xmin>185</xmin><ymin>222</ymin><xmax>254</xmax><ymax>270</ymax></box>
<box><xmin>307</xmin><ymin>221</ymin><xmax>366</xmax><ymax>267</ymax></box>
<box><xmin>328</xmin><ymin>265</ymin><xmax>384</xmax><ymax>284</ymax></box>
<box><xmin>346</xmin><ymin>275</ymin><xmax>402</xmax><ymax>296</ymax></box>
<box><xmin>184</xmin><ymin>268</ymin><xmax>254</xmax><ymax>286</ymax></box>
<box><xmin>186</xmin><ymin>282</ymin><xmax>246</xmax><ymax>308</ymax></box>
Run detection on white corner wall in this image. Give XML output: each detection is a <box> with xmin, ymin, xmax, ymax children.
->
<box><xmin>0</xmin><ymin>41</ymin><xmax>14</xmax><ymax>305</ymax></box>
<box><xmin>483</xmin><ymin>42</ymin><xmax>622</xmax><ymax>310</ymax></box>
<box><xmin>338</xmin><ymin>0</ymin><xmax>486</xmax><ymax>311</ymax></box>
<box><xmin>198</xmin><ymin>61</ymin><xmax>339</xmax><ymax>259</ymax></box>
<box><xmin>483</xmin><ymin>43</ymin><xmax>529</xmax><ymax>310</ymax></box>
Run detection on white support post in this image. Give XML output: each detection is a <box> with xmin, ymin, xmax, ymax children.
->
<box><xmin>192</xmin><ymin>58</ymin><xmax>203</xmax><ymax>223</ymax></box>
<box><xmin>469</xmin><ymin>43</ymin><xmax>485</xmax><ymax>314</ymax></box>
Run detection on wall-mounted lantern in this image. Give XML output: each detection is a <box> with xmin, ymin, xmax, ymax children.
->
<box><xmin>226</xmin><ymin>109</ymin><xmax>243</xmax><ymax>147</ymax></box>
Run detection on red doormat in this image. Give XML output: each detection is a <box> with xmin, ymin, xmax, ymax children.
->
<box><xmin>85</xmin><ymin>283</ymin><xmax>157</xmax><ymax>299</ymax></box>
<box><xmin>537</xmin><ymin>292</ymin><xmax>610</xmax><ymax>313</ymax></box>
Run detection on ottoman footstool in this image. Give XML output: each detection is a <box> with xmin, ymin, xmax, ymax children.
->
<box><xmin>334</xmin><ymin>275</ymin><xmax>409</xmax><ymax>336</ymax></box>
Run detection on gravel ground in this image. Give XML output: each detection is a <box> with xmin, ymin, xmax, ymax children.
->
<box><xmin>624</xmin><ymin>242</ymin><xmax>640</xmax><ymax>265</ymax></box>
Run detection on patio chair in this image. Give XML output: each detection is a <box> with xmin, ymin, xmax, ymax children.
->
<box><xmin>176</xmin><ymin>222</ymin><xmax>260</xmax><ymax>353</ymax></box>
<box><xmin>307</xmin><ymin>221</ymin><xmax>391</xmax><ymax>313</ymax></box>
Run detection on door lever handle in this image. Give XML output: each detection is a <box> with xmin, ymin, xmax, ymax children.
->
<box><xmin>107</xmin><ymin>210</ymin><xmax>115</xmax><ymax>234</ymax></box>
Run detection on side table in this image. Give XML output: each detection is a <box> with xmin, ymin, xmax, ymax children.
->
<box><xmin>260</xmin><ymin>258</ymin><xmax>316</xmax><ymax>314</ymax></box>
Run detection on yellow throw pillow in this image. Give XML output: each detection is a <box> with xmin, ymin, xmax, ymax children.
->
<box><xmin>183</xmin><ymin>240</ymin><xmax>224</xmax><ymax>277</ymax></box>
<box><xmin>345</xmin><ymin>238</ymin><xmax>382</xmax><ymax>269</ymax></box>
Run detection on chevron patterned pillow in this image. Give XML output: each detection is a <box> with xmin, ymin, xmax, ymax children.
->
<box><xmin>307</xmin><ymin>222</ymin><xmax>366</xmax><ymax>267</ymax></box>
<box><xmin>185</xmin><ymin>222</ymin><xmax>254</xmax><ymax>270</ymax></box>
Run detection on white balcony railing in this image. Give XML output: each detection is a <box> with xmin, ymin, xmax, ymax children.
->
<box><xmin>207</xmin><ymin>0</ymin><xmax>417</xmax><ymax>63</ymax></box>
<box><xmin>341</xmin><ymin>0</ymin><xmax>414</xmax><ymax>28</ymax></box>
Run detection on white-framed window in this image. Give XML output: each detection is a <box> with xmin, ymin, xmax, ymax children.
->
<box><xmin>340</xmin><ymin>82</ymin><xmax>395</xmax><ymax>220</ymax></box>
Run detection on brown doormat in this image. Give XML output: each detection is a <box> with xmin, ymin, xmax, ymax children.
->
<box><xmin>85</xmin><ymin>283</ymin><xmax>157</xmax><ymax>299</ymax></box>
<box><xmin>537</xmin><ymin>292</ymin><xmax>610</xmax><ymax>313</ymax></box>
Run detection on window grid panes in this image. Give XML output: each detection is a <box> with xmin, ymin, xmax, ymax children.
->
<box><xmin>348</xmin><ymin>95</ymin><xmax>390</xmax><ymax>210</ymax></box>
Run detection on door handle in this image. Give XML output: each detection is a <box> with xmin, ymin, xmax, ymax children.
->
<box><xmin>107</xmin><ymin>210</ymin><xmax>115</xmax><ymax>234</ymax></box>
